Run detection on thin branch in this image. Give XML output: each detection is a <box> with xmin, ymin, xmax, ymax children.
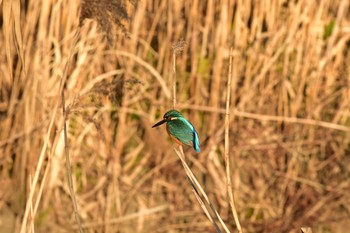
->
<box><xmin>176</xmin><ymin>103</ymin><xmax>350</xmax><ymax>133</ymax></box>
<box><xmin>29</xmin><ymin>175</ymin><xmax>35</xmax><ymax>233</ymax></box>
<box><xmin>301</xmin><ymin>227</ymin><xmax>313</xmax><ymax>233</ymax></box>
<box><xmin>172</xmin><ymin>52</ymin><xmax>176</xmax><ymax>109</ymax></box>
<box><xmin>74</xmin><ymin>205</ymin><xmax>169</xmax><ymax>229</ymax></box>
<box><xmin>61</xmin><ymin>28</ymin><xmax>84</xmax><ymax>233</ymax></box>
<box><xmin>176</xmin><ymin>147</ymin><xmax>221</xmax><ymax>232</ymax></box>
<box><xmin>187</xmin><ymin>176</ymin><xmax>222</xmax><ymax>233</ymax></box>
<box><xmin>171</xmin><ymin>39</ymin><xmax>186</xmax><ymax>109</ymax></box>
<box><xmin>175</xmin><ymin>146</ymin><xmax>230</xmax><ymax>233</ymax></box>
<box><xmin>225</xmin><ymin>48</ymin><xmax>242</xmax><ymax>232</ymax></box>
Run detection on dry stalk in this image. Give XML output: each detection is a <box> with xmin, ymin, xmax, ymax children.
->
<box><xmin>171</xmin><ymin>39</ymin><xmax>186</xmax><ymax>109</ymax></box>
<box><xmin>225</xmin><ymin>48</ymin><xmax>242</xmax><ymax>232</ymax></box>
<box><xmin>175</xmin><ymin>146</ymin><xmax>230</xmax><ymax>233</ymax></box>
<box><xmin>19</xmin><ymin>95</ymin><xmax>59</xmax><ymax>233</ymax></box>
<box><xmin>176</xmin><ymin>103</ymin><xmax>350</xmax><ymax>133</ymax></box>
<box><xmin>301</xmin><ymin>227</ymin><xmax>313</xmax><ymax>233</ymax></box>
<box><xmin>74</xmin><ymin>205</ymin><xmax>169</xmax><ymax>229</ymax></box>
<box><xmin>29</xmin><ymin>175</ymin><xmax>35</xmax><ymax>233</ymax></box>
<box><xmin>188</xmin><ymin>177</ymin><xmax>221</xmax><ymax>233</ymax></box>
<box><xmin>172</xmin><ymin>51</ymin><xmax>176</xmax><ymax>109</ymax></box>
<box><xmin>61</xmin><ymin>28</ymin><xmax>84</xmax><ymax>233</ymax></box>
<box><xmin>33</xmin><ymin>152</ymin><xmax>51</xmax><ymax>222</ymax></box>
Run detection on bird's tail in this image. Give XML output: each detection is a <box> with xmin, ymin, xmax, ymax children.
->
<box><xmin>193</xmin><ymin>131</ymin><xmax>200</xmax><ymax>153</ymax></box>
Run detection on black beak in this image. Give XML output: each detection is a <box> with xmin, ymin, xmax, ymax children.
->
<box><xmin>152</xmin><ymin>119</ymin><xmax>167</xmax><ymax>128</ymax></box>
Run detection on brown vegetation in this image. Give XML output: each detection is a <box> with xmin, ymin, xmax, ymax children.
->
<box><xmin>1</xmin><ymin>0</ymin><xmax>350</xmax><ymax>232</ymax></box>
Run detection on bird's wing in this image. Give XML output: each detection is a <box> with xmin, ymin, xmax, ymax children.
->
<box><xmin>168</xmin><ymin>118</ymin><xmax>200</xmax><ymax>149</ymax></box>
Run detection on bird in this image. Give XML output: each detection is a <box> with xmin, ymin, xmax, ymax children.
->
<box><xmin>152</xmin><ymin>109</ymin><xmax>200</xmax><ymax>153</ymax></box>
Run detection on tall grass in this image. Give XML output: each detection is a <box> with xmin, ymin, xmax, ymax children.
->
<box><xmin>1</xmin><ymin>0</ymin><xmax>350</xmax><ymax>232</ymax></box>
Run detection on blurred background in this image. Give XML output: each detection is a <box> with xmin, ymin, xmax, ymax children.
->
<box><xmin>1</xmin><ymin>0</ymin><xmax>350</xmax><ymax>232</ymax></box>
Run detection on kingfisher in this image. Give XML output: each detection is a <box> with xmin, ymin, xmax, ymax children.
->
<box><xmin>152</xmin><ymin>109</ymin><xmax>200</xmax><ymax>153</ymax></box>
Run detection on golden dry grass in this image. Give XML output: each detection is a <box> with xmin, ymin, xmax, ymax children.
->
<box><xmin>1</xmin><ymin>0</ymin><xmax>350</xmax><ymax>232</ymax></box>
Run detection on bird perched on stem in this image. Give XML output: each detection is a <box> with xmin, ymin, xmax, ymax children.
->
<box><xmin>152</xmin><ymin>110</ymin><xmax>200</xmax><ymax>153</ymax></box>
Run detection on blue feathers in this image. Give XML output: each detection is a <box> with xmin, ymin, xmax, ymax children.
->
<box><xmin>193</xmin><ymin>130</ymin><xmax>200</xmax><ymax>153</ymax></box>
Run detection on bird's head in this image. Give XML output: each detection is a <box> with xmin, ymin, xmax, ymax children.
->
<box><xmin>152</xmin><ymin>110</ymin><xmax>183</xmax><ymax>128</ymax></box>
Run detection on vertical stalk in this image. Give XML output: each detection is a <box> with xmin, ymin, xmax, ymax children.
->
<box><xmin>62</xmin><ymin>88</ymin><xmax>84</xmax><ymax>233</ymax></box>
<box><xmin>225</xmin><ymin>48</ymin><xmax>242</xmax><ymax>233</ymax></box>
<box><xmin>172</xmin><ymin>51</ymin><xmax>177</xmax><ymax>109</ymax></box>
<box><xmin>61</xmin><ymin>28</ymin><xmax>84</xmax><ymax>233</ymax></box>
<box><xmin>171</xmin><ymin>39</ymin><xmax>186</xmax><ymax>109</ymax></box>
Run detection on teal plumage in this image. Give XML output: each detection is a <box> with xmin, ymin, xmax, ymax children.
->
<box><xmin>152</xmin><ymin>110</ymin><xmax>200</xmax><ymax>153</ymax></box>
